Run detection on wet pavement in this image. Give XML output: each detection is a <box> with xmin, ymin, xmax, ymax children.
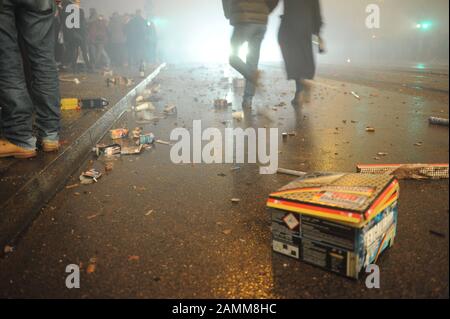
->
<box><xmin>0</xmin><ymin>63</ymin><xmax>448</xmax><ymax>299</ymax></box>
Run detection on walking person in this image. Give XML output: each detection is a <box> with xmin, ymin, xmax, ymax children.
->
<box><xmin>222</xmin><ymin>0</ymin><xmax>279</xmax><ymax>108</ymax></box>
<box><xmin>278</xmin><ymin>0</ymin><xmax>325</xmax><ymax>107</ymax></box>
<box><xmin>0</xmin><ymin>0</ymin><xmax>60</xmax><ymax>158</ymax></box>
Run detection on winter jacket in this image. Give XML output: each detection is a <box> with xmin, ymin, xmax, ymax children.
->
<box><xmin>222</xmin><ymin>0</ymin><xmax>278</xmax><ymax>26</ymax></box>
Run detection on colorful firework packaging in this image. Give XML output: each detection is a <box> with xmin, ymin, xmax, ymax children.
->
<box><xmin>267</xmin><ymin>172</ymin><xmax>399</xmax><ymax>279</ymax></box>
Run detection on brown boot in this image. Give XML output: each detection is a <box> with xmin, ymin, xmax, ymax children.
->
<box><xmin>41</xmin><ymin>140</ymin><xmax>60</xmax><ymax>153</ymax></box>
<box><xmin>0</xmin><ymin>139</ymin><xmax>37</xmax><ymax>159</ymax></box>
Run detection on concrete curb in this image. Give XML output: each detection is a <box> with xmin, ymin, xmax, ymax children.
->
<box><xmin>0</xmin><ymin>63</ymin><xmax>166</xmax><ymax>251</ymax></box>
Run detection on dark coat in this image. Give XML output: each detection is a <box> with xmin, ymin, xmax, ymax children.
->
<box><xmin>222</xmin><ymin>0</ymin><xmax>278</xmax><ymax>26</ymax></box>
<box><xmin>278</xmin><ymin>0</ymin><xmax>323</xmax><ymax>80</ymax></box>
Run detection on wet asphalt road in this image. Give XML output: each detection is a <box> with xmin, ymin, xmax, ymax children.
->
<box><xmin>0</xmin><ymin>64</ymin><xmax>448</xmax><ymax>299</ymax></box>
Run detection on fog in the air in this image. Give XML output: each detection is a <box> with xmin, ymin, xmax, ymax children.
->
<box><xmin>82</xmin><ymin>0</ymin><xmax>449</xmax><ymax>66</ymax></box>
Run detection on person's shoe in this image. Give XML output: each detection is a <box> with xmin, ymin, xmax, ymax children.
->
<box><xmin>40</xmin><ymin>140</ymin><xmax>60</xmax><ymax>153</ymax></box>
<box><xmin>0</xmin><ymin>139</ymin><xmax>37</xmax><ymax>159</ymax></box>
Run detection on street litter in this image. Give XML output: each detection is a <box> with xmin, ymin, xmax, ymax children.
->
<box><xmin>135</xmin><ymin>95</ymin><xmax>145</xmax><ymax>104</ymax></box>
<box><xmin>268</xmin><ymin>172</ymin><xmax>399</xmax><ymax>279</ymax></box>
<box><xmin>214</xmin><ymin>99</ymin><xmax>231</xmax><ymax>107</ymax></box>
<box><xmin>59</xmin><ymin>77</ymin><xmax>80</xmax><ymax>85</ymax></box>
<box><xmin>102</xmin><ymin>70</ymin><xmax>113</xmax><ymax>77</ymax></box>
<box><xmin>93</xmin><ymin>143</ymin><xmax>121</xmax><ymax>157</ymax></box>
<box><xmin>156</xmin><ymin>140</ymin><xmax>171</xmax><ymax>145</ymax></box>
<box><xmin>232</xmin><ymin>111</ymin><xmax>244</xmax><ymax>121</ymax></box>
<box><xmin>80</xmin><ymin>169</ymin><xmax>102</xmax><ymax>185</ymax></box>
<box><xmin>132</xmin><ymin>127</ymin><xmax>143</xmax><ymax>139</ymax></box>
<box><xmin>231</xmin><ymin>198</ymin><xmax>241</xmax><ymax>203</ymax></box>
<box><xmin>277</xmin><ymin>168</ymin><xmax>307</xmax><ymax>177</ymax></box>
<box><xmin>121</xmin><ymin>145</ymin><xmax>144</xmax><ymax>155</ymax></box>
<box><xmin>366</xmin><ymin>126</ymin><xmax>376</xmax><ymax>132</ymax></box>
<box><xmin>106</xmin><ymin>76</ymin><xmax>134</xmax><ymax>87</ymax></box>
<box><xmin>351</xmin><ymin>91</ymin><xmax>360</xmax><ymax>99</ymax></box>
<box><xmin>61</xmin><ymin>98</ymin><xmax>109</xmax><ymax>110</ymax></box>
<box><xmin>429</xmin><ymin>117</ymin><xmax>449</xmax><ymax>127</ymax></box>
<box><xmin>104</xmin><ymin>162</ymin><xmax>114</xmax><ymax>172</ymax></box>
<box><xmin>110</xmin><ymin>129</ymin><xmax>129</xmax><ymax>140</ymax></box>
<box><xmin>138</xmin><ymin>133</ymin><xmax>155</xmax><ymax>145</ymax></box>
<box><xmin>163</xmin><ymin>104</ymin><xmax>177</xmax><ymax>114</ymax></box>
<box><xmin>357</xmin><ymin>163</ymin><xmax>449</xmax><ymax>180</ymax></box>
<box><xmin>3</xmin><ymin>245</ymin><xmax>14</xmax><ymax>254</ymax></box>
<box><xmin>65</xmin><ymin>184</ymin><xmax>79</xmax><ymax>189</ymax></box>
<box><xmin>133</xmin><ymin>102</ymin><xmax>155</xmax><ymax>112</ymax></box>
<box><xmin>429</xmin><ymin>230</ymin><xmax>446</xmax><ymax>238</ymax></box>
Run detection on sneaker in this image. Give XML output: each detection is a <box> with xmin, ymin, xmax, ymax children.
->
<box><xmin>0</xmin><ymin>139</ymin><xmax>37</xmax><ymax>159</ymax></box>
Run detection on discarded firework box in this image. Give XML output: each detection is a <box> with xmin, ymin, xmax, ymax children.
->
<box><xmin>110</xmin><ymin>129</ymin><xmax>129</xmax><ymax>140</ymax></box>
<box><xmin>267</xmin><ymin>172</ymin><xmax>399</xmax><ymax>279</ymax></box>
<box><xmin>357</xmin><ymin>163</ymin><xmax>449</xmax><ymax>180</ymax></box>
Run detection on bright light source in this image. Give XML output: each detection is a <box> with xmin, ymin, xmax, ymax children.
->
<box><xmin>416</xmin><ymin>21</ymin><xmax>433</xmax><ymax>30</ymax></box>
<box><xmin>346</xmin><ymin>58</ymin><xmax>351</xmax><ymax>63</ymax></box>
<box><xmin>416</xmin><ymin>24</ymin><xmax>422</xmax><ymax>29</ymax></box>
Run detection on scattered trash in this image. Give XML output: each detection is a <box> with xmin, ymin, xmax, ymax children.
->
<box><xmin>93</xmin><ymin>143</ymin><xmax>121</xmax><ymax>157</ymax></box>
<box><xmin>214</xmin><ymin>99</ymin><xmax>231</xmax><ymax>107</ymax></box>
<box><xmin>86</xmin><ymin>258</ymin><xmax>97</xmax><ymax>274</ymax></box>
<box><xmin>414</xmin><ymin>142</ymin><xmax>423</xmax><ymax>147</ymax></box>
<box><xmin>145</xmin><ymin>210</ymin><xmax>154</xmax><ymax>216</ymax></box>
<box><xmin>163</xmin><ymin>104</ymin><xmax>177</xmax><ymax>114</ymax></box>
<box><xmin>377</xmin><ymin>152</ymin><xmax>388</xmax><ymax>157</ymax></box>
<box><xmin>3</xmin><ymin>245</ymin><xmax>14</xmax><ymax>254</ymax></box>
<box><xmin>79</xmin><ymin>169</ymin><xmax>102</xmax><ymax>185</ymax></box>
<box><xmin>366</xmin><ymin>126</ymin><xmax>376</xmax><ymax>132</ymax></box>
<box><xmin>61</xmin><ymin>98</ymin><xmax>109</xmax><ymax>110</ymax></box>
<box><xmin>357</xmin><ymin>163</ymin><xmax>449</xmax><ymax>180</ymax></box>
<box><xmin>138</xmin><ymin>133</ymin><xmax>155</xmax><ymax>145</ymax></box>
<box><xmin>133</xmin><ymin>102</ymin><xmax>155</xmax><ymax>112</ymax></box>
<box><xmin>102</xmin><ymin>70</ymin><xmax>113</xmax><ymax>77</ymax></box>
<box><xmin>232</xmin><ymin>111</ymin><xmax>244</xmax><ymax>121</ymax></box>
<box><xmin>110</xmin><ymin>129</ymin><xmax>129</xmax><ymax>140</ymax></box>
<box><xmin>65</xmin><ymin>184</ymin><xmax>79</xmax><ymax>189</ymax></box>
<box><xmin>128</xmin><ymin>255</ymin><xmax>140</xmax><ymax>261</ymax></box>
<box><xmin>429</xmin><ymin>117</ymin><xmax>449</xmax><ymax>127</ymax></box>
<box><xmin>429</xmin><ymin>230</ymin><xmax>446</xmax><ymax>238</ymax></box>
<box><xmin>231</xmin><ymin>198</ymin><xmax>241</xmax><ymax>203</ymax></box>
<box><xmin>121</xmin><ymin>145</ymin><xmax>144</xmax><ymax>155</ymax></box>
<box><xmin>59</xmin><ymin>77</ymin><xmax>80</xmax><ymax>85</ymax></box>
<box><xmin>135</xmin><ymin>95</ymin><xmax>145</xmax><ymax>104</ymax></box>
<box><xmin>156</xmin><ymin>140</ymin><xmax>171</xmax><ymax>145</ymax></box>
<box><xmin>277</xmin><ymin>168</ymin><xmax>307</xmax><ymax>177</ymax></box>
<box><xmin>132</xmin><ymin>127</ymin><xmax>143</xmax><ymax>139</ymax></box>
<box><xmin>351</xmin><ymin>91</ymin><xmax>360</xmax><ymax>99</ymax></box>
<box><xmin>223</xmin><ymin>229</ymin><xmax>233</xmax><ymax>235</ymax></box>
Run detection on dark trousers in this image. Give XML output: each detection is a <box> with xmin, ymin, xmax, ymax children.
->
<box><xmin>0</xmin><ymin>0</ymin><xmax>60</xmax><ymax>149</ymax></box>
<box><xmin>66</xmin><ymin>36</ymin><xmax>91</xmax><ymax>72</ymax></box>
<box><xmin>229</xmin><ymin>23</ymin><xmax>267</xmax><ymax>100</ymax></box>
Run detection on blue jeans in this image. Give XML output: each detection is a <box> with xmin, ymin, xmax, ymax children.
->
<box><xmin>0</xmin><ymin>0</ymin><xmax>60</xmax><ymax>149</ymax></box>
<box><xmin>229</xmin><ymin>23</ymin><xmax>267</xmax><ymax>100</ymax></box>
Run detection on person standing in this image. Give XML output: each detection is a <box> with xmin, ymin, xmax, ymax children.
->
<box><xmin>108</xmin><ymin>12</ymin><xmax>126</xmax><ymax>67</ymax></box>
<box><xmin>0</xmin><ymin>0</ymin><xmax>60</xmax><ymax>158</ymax></box>
<box><xmin>125</xmin><ymin>10</ymin><xmax>148</xmax><ymax>68</ymax></box>
<box><xmin>278</xmin><ymin>0</ymin><xmax>325</xmax><ymax>107</ymax></box>
<box><xmin>222</xmin><ymin>0</ymin><xmax>278</xmax><ymax>108</ymax></box>
<box><xmin>61</xmin><ymin>0</ymin><xmax>92</xmax><ymax>72</ymax></box>
<box><xmin>88</xmin><ymin>14</ymin><xmax>111</xmax><ymax>70</ymax></box>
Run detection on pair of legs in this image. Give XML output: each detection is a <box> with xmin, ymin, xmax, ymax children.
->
<box><xmin>68</xmin><ymin>36</ymin><xmax>92</xmax><ymax>72</ymax></box>
<box><xmin>0</xmin><ymin>0</ymin><xmax>60</xmax><ymax>157</ymax></box>
<box><xmin>89</xmin><ymin>43</ymin><xmax>111</xmax><ymax>70</ymax></box>
<box><xmin>229</xmin><ymin>23</ymin><xmax>267</xmax><ymax>108</ymax></box>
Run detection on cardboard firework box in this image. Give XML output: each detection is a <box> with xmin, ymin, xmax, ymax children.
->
<box><xmin>267</xmin><ymin>172</ymin><xmax>399</xmax><ymax>279</ymax></box>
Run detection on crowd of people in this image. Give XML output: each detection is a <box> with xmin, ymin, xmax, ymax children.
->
<box><xmin>55</xmin><ymin>0</ymin><xmax>157</xmax><ymax>73</ymax></box>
